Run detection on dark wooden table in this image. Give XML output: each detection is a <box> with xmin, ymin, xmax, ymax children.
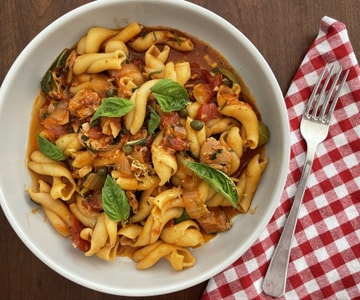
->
<box><xmin>1</xmin><ymin>1</ymin><xmax>359</xmax><ymax>299</ymax></box>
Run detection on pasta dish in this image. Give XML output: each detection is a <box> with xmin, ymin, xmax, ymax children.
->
<box><xmin>27</xmin><ymin>22</ymin><xmax>269</xmax><ymax>271</ymax></box>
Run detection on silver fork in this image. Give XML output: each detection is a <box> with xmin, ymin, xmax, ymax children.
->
<box><xmin>262</xmin><ymin>64</ymin><xmax>349</xmax><ymax>297</ymax></box>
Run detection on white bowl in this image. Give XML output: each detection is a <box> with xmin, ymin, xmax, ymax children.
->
<box><xmin>0</xmin><ymin>0</ymin><xmax>289</xmax><ymax>296</ymax></box>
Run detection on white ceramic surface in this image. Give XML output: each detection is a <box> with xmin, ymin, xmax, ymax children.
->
<box><xmin>0</xmin><ymin>0</ymin><xmax>290</xmax><ymax>296</ymax></box>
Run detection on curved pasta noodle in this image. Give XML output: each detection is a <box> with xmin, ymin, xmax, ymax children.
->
<box><xmin>128</xmin><ymin>31</ymin><xmax>172</xmax><ymax>51</ymax></box>
<box><xmin>73</xmin><ymin>50</ymin><xmax>127</xmax><ymax>75</ymax></box>
<box><xmin>237</xmin><ymin>153</ymin><xmax>268</xmax><ymax>212</ymax></box>
<box><xmin>118</xmin><ymin>224</ymin><xmax>142</xmax><ymax>241</ymax></box>
<box><xmin>116</xmin><ymin>62</ymin><xmax>145</xmax><ymax>88</ymax></box>
<box><xmin>71</xmin><ymin>150</ymin><xmax>95</xmax><ymax>169</ymax></box>
<box><xmin>28</xmin><ymin>181</ymin><xmax>71</xmax><ymax>236</ymax></box>
<box><xmin>165</xmin><ymin>37</ymin><xmax>194</xmax><ymax>51</ymax></box>
<box><xmin>96</xmin><ymin>239</ymin><xmax>120</xmax><ymax>261</ymax></box>
<box><xmin>120</xmin><ymin>189</ymin><xmax>183</xmax><ymax>247</ymax></box>
<box><xmin>151</xmin><ymin>131</ymin><xmax>178</xmax><ymax>186</ymax></box>
<box><xmin>77</xmin><ymin>21</ymin><xmax>142</xmax><ymax>66</ymax></box>
<box><xmin>133</xmin><ymin>240</ymin><xmax>196</xmax><ymax>270</ymax></box>
<box><xmin>117</xmin><ymin>76</ymin><xmax>138</xmax><ymax>98</ymax></box>
<box><xmin>151</xmin><ymin>187</ymin><xmax>183</xmax><ymax>215</ymax></box>
<box><xmin>133</xmin><ymin>207</ymin><xmax>183</xmax><ymax>247</ymax></box>
<box><xmin>124</xmin><ymin>79</ymin><xmax>159</xmax><ymax>135</ymax></box>
<box><xmin>217</xmin><ymin>85</ymin><xmax>259</xmax><ymax>149</ymax></box>
<box><xmin>55</xmin><ymin>133</ymin><xmax>83</xmax><ymax>157</ymax></box>
<box><xmin>205</xmin><ymin>191</ymin><xmax>227</xmax><ymax>207</ymax></box>
<box><xmin>193</xmin><ymin>177</ymin><xmax>230</xmax><ymax>208</ymax></box>
<box><xmin>160</xmin><ymin>220</ymin><xmax>205</xmax><ymax>247</ymax></box>
<box><xmin>42</xmin><ymin>208</ymin><xmax>70</xmax><ymax>237</ymax></box>
<box><xmin>182</xmin><ymin>187</ymin><xmax>209</xmax><ymax>219</ymax></box>
<box><xmin>83</xmin><ymin>213</ymin><xmax>107</xmax><ymax>256</ymax></box>
<box><xmin>105</xmin><ymin>213</ymin><xmax>119</xmax><ymax>248</ymax></box>
<box><xmin>105</xmin><ymin>40</ymin><xmax>129</xmax><ymax>56</ymax></box>
<box><xmin>69</xmin><ymin>194</ymin><xmax>100</xmax><ymax>228</ymax></box>
<box><xmin>83</xmin><ymin>213</ymin><xmax>118</xmax><ymax>257</ymax></box>
<box><xmin>206</xmin><ymin>117</ymin><xmax>241</xmax><ymax>137</ymax></box>
<box><xmin>69</xmin><ymin>203</ymin><xmax>96</xmax><ymax>229</ymax></box>
<box><xmin>144</xmin><ymin>45</ymin><xmax>170</xmax><ymax>78</ymax></box>
<box><xmin>77</xmin><ymin>27</ymin><xmax>118</xmax><ymax>54</ymax></box>
<box><xmin>164</xmin><ymin>61</ymin><xmax>191</xmax><ymax>86</ymax></box>
<box><xmin>128</xmin><ymin>30</ymin><xmax>194</xmax><ymax>52</ymax></box>
<box><xmin>231</xmin><ymin>83</ymin><xmax>242</xmax><ymax>97</ymax></box>
<box><xmin>51</xmin><ymin>177</ymin><xmax>73</xmax><ymax>201</ymax></box>
<box><xmin>197</xmin><ymin>181</ymin><xmax>217</xmax><ymax>202</ymax></box>
<box><xmin>94</xmin><ymin>149</ymin><xmax>130</xmax><ymax>168</ymax></box>
<box><xmin>130</xmin><ymin>188</ymin><xmax>155</xmax><ymax>223</ymax></box>
<box><xmin>28</xmin><ymin>151</ymin><xmax>76</xmax><ymax>201</ymax></box>
<box><xmin>69</xmin><ymin>73</ymin><xmax>111</xmax><ymax>95</ymax></box>
<box><xmin>219</xmin><ymin>127</ymin><xmax>243</xmax><ymax>175</ymax></box>
<box><xmin>186</xmin><ymin>102</ymin><xmax>201</xmax><ymax>119</ymax></box>
<box><xmin>185</xmin><ymin>117</ymin><xmax>207</xmax><ymax>158</ymax></box>
<box><xmin>108</xmin><ymin>22</ymin><xmax>143</xmax><ymax>43</ymax></box>
<box><xmin>114</xmin><ymin>174</ymin><xmax>160</xmax><ymax>191</ymax></box>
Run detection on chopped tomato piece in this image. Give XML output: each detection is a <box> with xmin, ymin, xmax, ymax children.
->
<box><xmin>161</xmin><ymin>112</ymin><xmax>188</xmax><ymax>151</ymax></box>
<box><xmin>161</xmin><ymin>112</ymin><xmax>180</xmax><ymax>127</ymax></box>
<box><xmin>163</xmin><ymin>135</ymin><xmax>188</xmax><ymax>151</ymax></box>
<box><xmin>192</xmin><ymin>83</ymin><xmax>213</xmax><ymax>104</ymax></box>
<box><xmin>87</xmin><ymin>126</ymin><xmax>104</xmax><ymax>139</ymax></box>
<box><xmin>82</xmin><ymin>191</ymin><xmax>103</xmax><ymax>213</ymax></box>
<box><xmin>70</xmin><ymin>214</ymin><xmax>90</xmax><ymax>252</ymax></box>
<box><xmin>196</xmin><ymin>103</ymin><xmax>222</xmax><ymax>122</ymax></box>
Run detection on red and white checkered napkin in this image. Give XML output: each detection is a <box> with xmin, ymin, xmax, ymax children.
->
<box><xmin>202</xmin><ymin>16</ymin><xmax>360</xmax><ymax>300</ymax></box>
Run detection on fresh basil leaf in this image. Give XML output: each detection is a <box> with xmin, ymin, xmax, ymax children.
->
<box><xmin>182</xmin><ymin>160</ymin><xmax>238</xmax><ymax>209</ymax></box>
<box><xmin>41</xmin><ymin>48</ymin><xmax>70</xmax><ymax>94</ymax></box>
<box><xmin>91</xmin><ymin>97</ymin><xmax>135</xmax><ymax>121</ymax></box>
<box><xmin>150</xmin><ymin>79</ymin><xmax>189</xmax><ymax>112</ymax></box>
<box><xmin>148</xmin><ymin>106</ymin><xmax>160</xmax><ymax>135</ymax></box>
<box><xmin>148</xmin><ymin>69</ymin><xmax>162</xmax><ymax>79</ymax></box>
<box><xmin>37</xmin><ymin>134</ymin><xmax>66</xmax><ymax>161</ymax></box>
<box><xmin>102</xmin><ymin>175</ymin><xmax>130</xmax><ymax>222</ymax></box>
<box><xmin>175</xmin><ymin>209</ymin><xmax>191</xmax><ymax>224</ymax></box>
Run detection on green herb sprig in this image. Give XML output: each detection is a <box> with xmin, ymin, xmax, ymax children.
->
<box><xmin>182</xmin><ymin>160</ymin><xmax>239</xmax><ymax>209</ymax></box>
<box><xmin>37</xmin><ymin>134</ymin><xmax>66</xmax><ymax>161</ymax></box>
<box><xmin>147</xmin><ymin>106</ymin><xmax>161</xmax><ymax>135</ymax></box>
<box><xmin>91</xmin><ymin>97</ymin><xmax>135</xmax><ymax>122</ymax></box>
<box><xmin>102</xmin><ymin>175</ymin><xmax>130</xmax><ymax>222</ymax></box>
<box><xmin>150</xmin><ymin>79</ymin><xmax>189</xmax><ymax>112</ymax></box>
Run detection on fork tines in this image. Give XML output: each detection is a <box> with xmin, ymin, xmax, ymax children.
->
<box><xmin>305</xmin><ymin>64</ymin><xmax>349</xmax><ymax>123</ymax></box>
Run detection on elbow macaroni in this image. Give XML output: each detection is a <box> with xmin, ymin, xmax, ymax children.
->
<box><xmin>27</xmin><ymin>22</ymin><xmax>268</xmax><ymax>271</ymax></box>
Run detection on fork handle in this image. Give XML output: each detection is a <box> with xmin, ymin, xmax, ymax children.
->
<box><xmin>262</xmin><ymin>143</ymin><xmax>317</xmax><ymax>297</ymax></box>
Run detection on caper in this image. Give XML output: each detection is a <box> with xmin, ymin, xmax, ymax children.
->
<box><xmin>97</xmin><ymin>166</ymin><xmax>108</xmax><ymax>177</ymax></box>
<box><xmin>179</xmin><ymin>108</ymin><xmax>188</xmax><ymax>118</ymax></box>
<box><xmin>258</xmin><ymin>121</ymin><xmax>270</xmax><ymax>146</ymax></box>
<box><xmin>122</xmin><ymin>144</ymin><xmax>133</xmax><ymax>155</ymax></box>
<box><xmin>190</xmin><ymin>119</ymin><xmax>204</xmax><ymax>131</ymax></box>
<box><xmin>106</xmin><ymin>88</ymin><xmax>115</xmax><ymax>97</ymax></box>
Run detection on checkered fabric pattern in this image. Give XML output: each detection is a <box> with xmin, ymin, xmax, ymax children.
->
<box><xmin>202</xmin><ymin>16</ymin><xmax>360</xmax><ymax>300</ymax></box>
